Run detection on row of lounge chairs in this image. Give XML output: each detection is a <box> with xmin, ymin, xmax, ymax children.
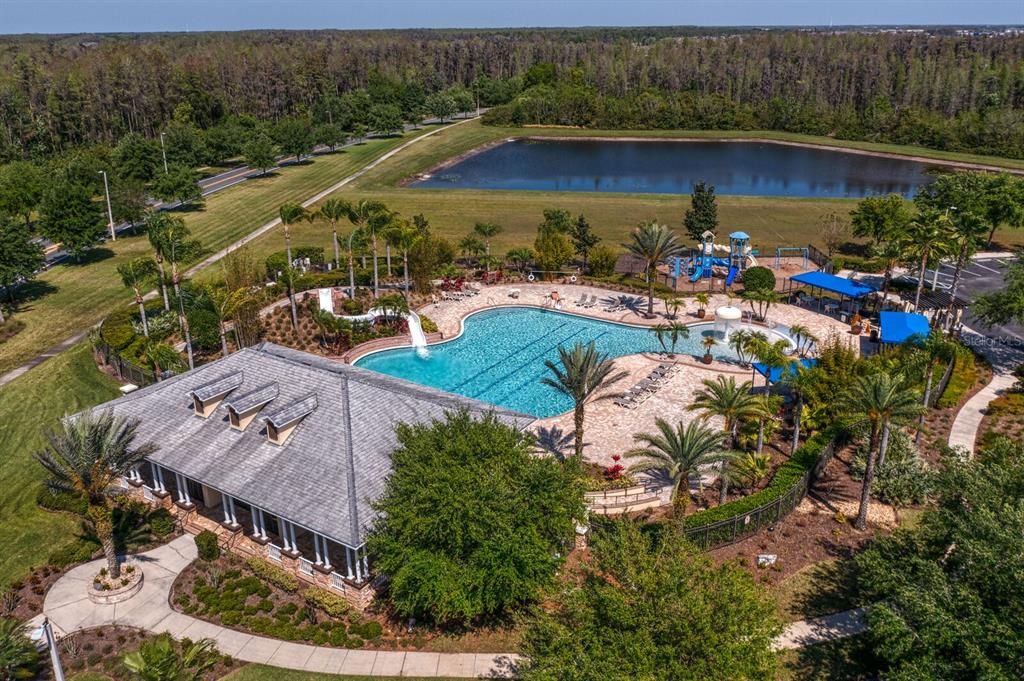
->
<box><xmin>572</xmin><ymin>294</ymin><xmax>599</xmax><ymax>308</ymax></box>
<box><xmin>613</xmin><ymin>364</ymin><xmax>680</xmax><ymax>409</ymax></box>
<box><xmin>438</xmin><ymin>285</ymin><xmax>481</xmax><ymax>301</ymax></box>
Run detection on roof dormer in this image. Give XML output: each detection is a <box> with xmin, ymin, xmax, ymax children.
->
<box><xmin>263</xmin><ymin>393</ymin><xmax>318</xmax><ymax>446</ymax></box>
<box><xmin>188</xmin><ymin>372</ymin><xmax>244</xmax><ymax>418</ymax></box>
<box><xmin>224</xmin><ymin>383</ymin><xmax>278</xmax><ymax>432</ymax></box>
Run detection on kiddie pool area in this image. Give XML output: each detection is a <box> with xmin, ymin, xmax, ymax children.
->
<box><xmin>354</xmin><ymin>306</ymin><xmax>795</xmax><ymax>418</ymax></box>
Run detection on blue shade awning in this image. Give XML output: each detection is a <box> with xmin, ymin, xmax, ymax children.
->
<box><xmin>879</xmin><ymin>311</ymin><xmax>930</xmax><ymax>344</ymax></box>
<box><xmin>790</xmin><ymin>271</ymin><xmax>878</xmax><ymax>298</ymax></box>
<box><xmin>752</xmin><ymin>359</ymin><xmax>818</xmax><ymax>384</ymax></box>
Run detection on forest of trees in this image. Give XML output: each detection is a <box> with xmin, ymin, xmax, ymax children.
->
<box><xmin>2</xmin><ymin>28</ymin><xmax>1024</xmax><ymax>161</ymax></box>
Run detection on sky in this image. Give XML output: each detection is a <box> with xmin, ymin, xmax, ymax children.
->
<box><xmin>2</xmin><ymin>0</ymin><xmax>1023</xmax><ymax>34</ymax></box>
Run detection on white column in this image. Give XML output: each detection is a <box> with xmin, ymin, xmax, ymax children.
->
<box><xmin>253</xmin><ymin>508</ymin><xmax>267</xmax><ymax>540</ymax></box>
<box><xmin>289</xmin><ymin>523</ymin><xmax>298</xmax><ymax>553</ymax></box>
<box><xmin>360</xmin><ymin>547</ymin><xmax>369</xmax><ymax>577</ymax></box>
<box><xmin>353</xmin><ymin>546</ymin><xmax>363</xmax><ymax>582</ymax></box>
<box><xmin>150</xmin><ymin>463</ymin><xmax>166</xmax><ymax>492</ymax></box>
<box><xmin>174</xmin><ymin>473</ymin><xmax>190</xmax><ymax>504</ymax></box>
<box><xmin>222</xmin><ymin>495</ymin><xmax>237</xmax><ymax>525</ymax></box>
<box><xmin>313</xmin><ymin>535</ymin><xmax>323</xmax><ymax>565</ymax></box>
<box><xmin>321</xmin><ymin>537</ymin><xmax>332</xmax><ymax>571</ymax></box>
<box><xmin>345</xmin><ymin>547</ymin><xmax>355</xmax><ymax>580</ymax></box>
<box><xmin>278</xmin><ymin>519</ymin><xmax>291</xmax><ymax>551</ymax></box>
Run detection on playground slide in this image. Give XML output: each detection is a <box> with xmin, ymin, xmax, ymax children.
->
<box><xmin>725</xmin><ymin>266</ymin><xmax>739</xmax><ymax>286</ymax></box>
<box><xmin>689</xmin><ymin>265</ymin><xmax>704</xmax><ymax>282</ymax></box>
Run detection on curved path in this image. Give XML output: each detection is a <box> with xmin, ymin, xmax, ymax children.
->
<box><xmin>40</xmin><ymin>535</ymin><xmax>863</xmax><ymax>678</ymax></box>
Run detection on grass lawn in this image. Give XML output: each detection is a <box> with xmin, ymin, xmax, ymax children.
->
<box><xmin>0</xmin><ymin>129</ymin><xmax>437</xmax><ymax>377</ymax></box>
<box><xmin>221</xmin><ymin>665</ymin><xmax>462</xmax><ymax>681</ymax></box>
<box><xmin>236</xmin><ymin>119</ymin><xmax>1024</xmax><ymax>266</ymax></box>
<box><xmin>0</xmin><ymin>342</ymin><xmax>121</xmax><ymax>586</ymax></box>
<box><xmin>777</xmin><ymin>633</ymin><xmax>876</xmax><ymax>680</ymax></box>
<box><xmin>770</xmin><ymin>558</ymin><xmax>859</xmax><ymax>624</ymax></box>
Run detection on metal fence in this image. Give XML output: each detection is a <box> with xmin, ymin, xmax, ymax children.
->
<box><xmin>94</xmin><ymin>340</ymin><xmax>156</xmax><ymax>387</ymax></box>
<box><xmin>683</xmin><ymin>437</ymin><xmax>839</xmax><ymax>550</ymax></box>
<box><xmin>807</xmin><ymin>244</ymin><xmax>832</xmax><ymax>272</ymax></box>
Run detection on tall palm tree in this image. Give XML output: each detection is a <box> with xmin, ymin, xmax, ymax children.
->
<box><xmin>945</xmin><ymin>211</ymin><xmax>989</xmax><ymax>319</ymax></box>
<box><xmin>144</xmin><ymin>211</ymin><xmax>172</xmax><ymax>311</ymax></box>
<box><xmin>625</xmin><ymin>419</ymin><xmax>727</xmax><ymax>512</ymax></box>
<box><xmin>651</xmin><ymin>322</ymin><xmax>690</xmax><ymax>357</ymax></box>
<box><xmin>117</xmin><ymin>257</ymin><xmax>158</xmax><ymax>337</ymax></box>
<box><xmin>782</xmin><ymin>362</ymin><xmax>820</xmax><ymax>452</ymax></box>
<box><xmin>35</xmin><ymin>411</ymin><xmax>158</xmax><ymax>578</ymax></box>
<box><xmin>839</xmin><ymin>372</ymin><xmax>925</xmax><ymax>530</ymax></box>
<box><xmin>750</xmin><ymin>394</ymin><xmax>782</xmax><ymax>454</ymax></box>
<box><xmin>913</xmin><ymin>330</ymin><xmax>958</xmax><ymax>444</ymax></box>
<box><xmin>318</xmin><ymin>198</ymin><xmax>348</xmax><ymax>270</ymax></box>
<box><xmin>688</xmin><ymin>375</ymin><xmax>759</xmax><ymax>448</ymax></box>
<box><xmin>386</xmin><ymin>223</ymin><xmax>422</xmax><ymax>295</ymax></box>
<box><xmin>623</xmin><ymin>221</ymin><xmax>685</xmax><ymax>316</ymax></box>
<box><xmin>123</xmin><ymin>634</ymin><xmax>218</xmax><ymax>681</ymax></box>
<box><xmin>341</xmin><ymin>200</ymin><xmax>389</xmax><ymax>298</ymax></box>
<box><xmin>473</xmin><ymin>221</ymin><xmax>502</xmax><ymax>274</ymax></box>
<box><xmin>541</xmin><ymin>341</ymin><xmax>628</xmax><ymax>459</ymax></box>
<box><xmin>158</xmin><ymin>216</ymin><xmax>199</xmax><ymax>370</ymax></box>
<box><xmin>278</xmin><ymin>202</ymin><xmax>309</xmax><ymax>266</ymax></box>
<box><xmin>0</xmin><ymin>617</ymin><xmax>40</xmax><ymax>680</ymax></box>
<box><xmin>905</xmin><ymin>208</ymin><xmax>955</xmax><ymax>311</ymax></box>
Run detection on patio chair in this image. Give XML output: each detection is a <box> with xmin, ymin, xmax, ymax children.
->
<box><xmin>573</xmin><ymin>293</ymin><xmax>588</xmax><ymax>306</ymax></box>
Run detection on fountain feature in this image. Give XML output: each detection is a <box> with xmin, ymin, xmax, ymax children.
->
<box><xmin>715</xmin><ymin>305</ymin><xmax>743</xmax><ymax>343</ymax></box>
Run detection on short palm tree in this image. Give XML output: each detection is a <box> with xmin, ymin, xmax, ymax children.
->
<box><xmin>749</xmin><ymin>394</ymin><xmax>782</xmax><ymax>454</ymax></box>
<box><xmin>138</xmin><ymin>338</ymin><xmax>185</xmax><ymax>381</ymax></box>
<box><xmin>651</xmin><ymin>323</ymin><xmax>690</xmax><ymax>357</ymax></box>
<box><xmin>200</xmin><ymin>283</ymin><xmax>253</xmax><ymax>358</ymax></box>
<box><xmin>35</xmin><ymin>411</ymin><xmax>158</xmax><ymax>578</ymax></box>
<box><xmin>729</xmin><ymin>451</ymin><xmax>773</xmax><ymax>493</ymax></box>
<box><xmin>473</xmin><ymin>222</ymin><xmax>502</xmax><ymax>273</ymax></box>
<box><xmin>839</xmin><ymin>372</ymin><xmax>925</xmax><ymax>530</ymax></box>
<box><xmin>742</xmin><ymin>288</ymin><xmax>780</xmax><ymax>322</ymax></box>
<box><xmin>623</xmin><ymin>221</ymin><xmax>685</xmax><ymax>316</ymax></box>
<box><xmin>913</xmin><ymin>330</ymin><xmax>959</xmax><ymax>444</ymax></box>
<box><xmin>318</xmin><ymin>198</ymin><xmax>349</xmax><ymax>270</ymax></box>
<box><xmin>123</xmin><ymin>634</ymin><xmax>218</xmax><ymax>681</ymax></box>
<box><xmin>541</xmin><ymin>341</ymin><xmax>627</xmax><ymax>459</ymax></box>
<box><xmin>689</xmin><ymin>375</ymin><xmax>759</xmax><ymax>448</ymax></box>
<box><xmin>728</xmin><ymin>329</ymin><xmax>752</xmax><ymax>365</ymax></box>
<box><xmin>787</xmin><ymin>324</ymin><xmax>818</xmax><ymax>357</ymax></box>
<box><xmin>117</xmin><ymin>257</ymin><xmax>159</xmax><ymax>337</ymax></box>
<box><xmin>0</xmin><ymin>617</ymin><xmax>40</xmax><ymax>680</ymax></box>
<box><xmin>782</xmin><ymin>362</ymin><xmax>820</xmax><ymax>452</ymax></box>
<box><xmin>625</xmin><ymin>419</ymin><xmax>727</xmax><ymax>512</ymax></box>
<box><xmin>144</xmin><ymin>211</ymin><xmax>172</xmax><ymax>311</ymax></box>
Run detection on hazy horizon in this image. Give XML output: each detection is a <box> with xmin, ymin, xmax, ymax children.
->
<box><xmin>3</xmin><ymin>0</ymin><xmax>1023</xmax><ymax>36</ymax></box>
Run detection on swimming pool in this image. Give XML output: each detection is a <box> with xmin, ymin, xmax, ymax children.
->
<box><xmin>355</xmin><ymin>307</ymin><xmax>788</xmax><ymax>418</ymax></box>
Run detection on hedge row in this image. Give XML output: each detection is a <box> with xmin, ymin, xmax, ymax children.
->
<box><xmin>684</xmin><ymin>428</ymin><xmax>839</xmax><ymax>529</ymax></box>
<box><xmin>246</xmin><ymin>556</ymin><xmax>299</xmax><ymax>592</ymax></box>
<box><xmin>937</xmin><ymin>352</ymin><xmax>978</xmax><ymax>409</ymax></box>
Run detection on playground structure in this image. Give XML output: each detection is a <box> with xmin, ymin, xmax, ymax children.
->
<box><xmin>775</xmin><ymin>246</ymin><xmax>809</xmax><ymax>269</ymax></box>
<box><xmin>674</xmin><ymin>230</ymin><xmax>757</xmax><ymax>286</ymax></box>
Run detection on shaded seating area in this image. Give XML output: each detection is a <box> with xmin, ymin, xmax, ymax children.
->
<box><xmin>751</xmin><ymin>358</ymin><xmax>818</xmax><ymax>386</ymax></box>
<box><xmin>878</xmin><ymin>311</ymin><xmax>930</xmax><ymax>345</ymax></box>
<box><xmin>786</xmin><ymin>271</ymin><xmax>878</xmax><ymax>319</ymax></box>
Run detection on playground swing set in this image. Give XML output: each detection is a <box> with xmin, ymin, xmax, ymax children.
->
<box><xmin>672</xmin><ymin>231</ymin><xmax>809</xmax><ymax>290</ymax></box>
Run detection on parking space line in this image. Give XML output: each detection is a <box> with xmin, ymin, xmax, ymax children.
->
<box><xmin>971</xmin><ymin>261</ymin><xmax>1001</xmax><ymax>274</ymax></box>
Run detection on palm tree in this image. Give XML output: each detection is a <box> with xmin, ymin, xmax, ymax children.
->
<box><xmin>0</xmin><ymin>617</ymin><xmax>40</xmax><ymax>680</ymax></box>
<box><xmin>139</xmin><ymin>337</ymin><xmax>185</xmax><ymax>381</ymax></box>
<box><xmin>505</xmin><ymin>247</ymin><xmax>534</xmax><ymax>274</ymax></box>
<box><xmin>839</xmin><ymin>372</ymin><xmax>925</xmax><ymax>530</ymax></box>
<box><xmin>117</xmin><ymin>257</ymin><xmax>159</xmax><ymax>337</ymax></box>
<box><xmin>749</xmin><ymin>394</ymin><xmax>781</xmax><ymax>454</ymax></box>
<box><xmin>200</xmin><ymin>283</ymin><xmax>253</xmax><ymax>358</ymax></box>
<box><xmin>651</xmin><ymin>323</ymin><xmax>690</xmax><ymax>357</ymax></box>
<box><xmin>742</xmin><ymin>288</ymin><xmax>780</xmax><ymax>322</ymax></box>
<box><xmin>458</xmin><ymin>235</ymin><xmax>486</xmax><ymax>264</ymax></box>
<box><xmin>144</xmin><ymin>211</ymin><xmax>172</xmax><ymax>311</ymax></box>
<box><xmin>905</xmin><ymin>208</ymin><xmax>956</xmax><ymax>311</ymax></box>
<box><xmin>625</xmin><ymin>419</ymin><xmax>727</xmax><ymax>512</ymax></box>
<box><xmin>123</xmin><ymin>634</ymin><xmax>218</xmax><ymax>681</ymax></box>
<box><xmin>730</xmin><ymin>451</ymin><xmax>773</xmax><ymax>493</ymax></box>
<box><xmin>387</xmin><ymin>223</ymin><xmax>422</xmax><ymax>296</ymax></box>
<box><xmin>278</xmin><ymin>202</ymin><xmax>309</xmax><ymax>266</ymax></box>
<box><xmin>623</xmin><ymin>221</ymin><xmax>685</xmax><ymax>316</ymax></box>
<box><xmin>341</xmin><ymin>199</ymin><xmax>388</xmax><ymax>297</ymax></box>
<box><xmin>318</xmin><ymin>198</ymin><xmax>348</xmax><ymax>270</ymax></box>
<box><xmin>473</xmin><ymin>222</ymin><xmax>502</xmax><ymax>274</ymax></box>
<box><xmin>728</xmin><ymin>329</ymin><xmax>752</xmax><ymax>365</ymax></box>
<box><xmin>159</xmin><ymin>216</ymin><xmax>199</xmax><ymax>370</ymax></box>
<box><xmin>541</xmin><ymin>341</ymin><xmax>628</xmax><ymax>459</ymax></box>
<box><xmin>787</xmin><ymin>324</ymin><xmax>818</xmax><ymax>357</ymax></box>
<box><xmin>35</xmin><ymin>411</ymin><xmax>158</xmax><ymax>578</ymax></box>
<box><xmin>913</xmin><ymin>330</ymin><xmax>958</xmax><ymax>444</ymax></box>
<box><xmin>688</xmin><ymin>375</ymin><xmax>759</xmax><ymax>448</ymax></box>
<box><xmin>945</xmin><ymin>211</ymin><xmax>989</xmax><ymax>319</ymax></box>
<box><xmin>782</xmin><ymin>362</ymin><xmax>820</xmax><ymax>452</ymax></box>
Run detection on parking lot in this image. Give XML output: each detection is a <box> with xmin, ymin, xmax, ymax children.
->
<box><xmin>929</xmin><ymin>255</ymin><xmax>1024</xmax><ymax>346</ymax></box>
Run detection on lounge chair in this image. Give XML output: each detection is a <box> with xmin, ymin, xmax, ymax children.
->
<box><xmin>584</xmin><ymin>294</ymin><xmax>599</xmax><ymax>308</ymax></box>
<box><xmin>572</xmin><ymin>293</ymin><xmax>588</xmax><ymax>307</ymax></box>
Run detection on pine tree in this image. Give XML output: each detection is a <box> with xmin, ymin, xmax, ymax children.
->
<box><xmin>683</xmin><ymin>182</ymin><xmax>719</xmax><ymax>242</ymax></box>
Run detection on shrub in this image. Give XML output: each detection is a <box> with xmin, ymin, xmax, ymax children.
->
<box><xmin>850</xmin><ymin>430</ymin><xmax>932</xmax><ymax>506</ymax></box>
<box><xmin>588</xmin><ymin>245</ymin><xmax>618</xmax><ymax>277</ymax></box>
<box><xmin>36</xmin><ymin>487</ymin><xmax>88</xmax><ymax>515</ymax></box>
<box><xmin>99</xmin><ymin>307</ymin><xmax>137</xmax><ymax>350</ymax></box>
<box><xmin>245</xmin><ymin>557</ymin><xmax>299</xmax><ymax>592</ymax></box>
<box><xmin>187</xmin><ymin>307</ymin><xmax>222</xmax><ymax>351</ymax></box>
<box><xmin>350</xmin><ymin>621</ymin><xmax>383</xmax><ymax>640</ymax></box>
<box><xmin>148</xmin><ymin>508</ymin><xmax>175</xmax><ymax>537</ymax></box>
<box><xmin>48</xmin><ymin>538</ymin><xmax>101</xmax><ymax>567</ymax></box>
<box><xmin>418</xmin><ymin>314</ymin><xmax>439</xmax><ymax>334</ymax></box>
<box><xmin>304</xmin><ymin>586</ymin><xmax>350</xmax><ymax>618</ymax></box>
<box><xmin>937</xmin><ymin>351</ymin><xmax>977</xmax><ymax>409</ymax></box>
<box><xmin>740</xmin><ymin>265</ymin><xmax>775</xmax><ymax>292</ymax></box>
<box><xmin>195</xmin><ymin>531</ymin><xmax>221</xmax><ymax>562</ymax></box>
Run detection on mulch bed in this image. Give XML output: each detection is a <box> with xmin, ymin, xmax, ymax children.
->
<box><xmin>3</xmin><ymin>563</ymin><xmax>66</xmax><ymax>621</ymax></box>
<box><xmin>918</xmin><ymin>357</ymin><xmax>993</xmax><ymax>464</ymax></box>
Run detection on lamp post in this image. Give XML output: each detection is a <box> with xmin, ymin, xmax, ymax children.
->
<box><xmin>160</xmin><ymin>132</ymin><xmax>169</xmax><ymax>174</ymax></box>
<box><xmin>32</xmin><ymin>617</ymin><xmax>66</xmax><ymax>681</ymax></box>
<box><xmin>98</xmin><ymin>170</ymin><xmax>115</xmax><ymax>242</ymax></box>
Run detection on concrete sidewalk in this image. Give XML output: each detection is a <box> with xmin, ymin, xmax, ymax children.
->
<box><xmin>947</xmin><ymin>372</ymin><xmax>1015</xmax><ymax>452</ymax></box>
<box><xmin>773</xmin><ymin>608</ymin><xmax>868</xmax><ymax>650</ymax></box>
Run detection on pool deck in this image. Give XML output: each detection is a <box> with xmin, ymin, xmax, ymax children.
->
<box><xmin>415</xmin><ymin>283</ymin><xmax>854</xmax><ymax>468</ymax></box>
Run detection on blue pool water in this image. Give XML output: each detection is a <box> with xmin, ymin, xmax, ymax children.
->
<box><xmin>355</xmin><ymin>307</ymin><xmax>756</xmax><ymax>418</ymax></box>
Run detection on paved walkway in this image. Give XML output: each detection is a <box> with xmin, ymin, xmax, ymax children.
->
<box><xmin>39</xmin><ymin>535</ymin><xmax>868</xmax><ymax>678</ymax></box>
<box><xmin>947</xmin><ymin>371</ymin><xmax>1015</xmax><ymax>451</ymax></box>
<box><xmin>0</xmin><ymin>117</ymin><xmax>475</xmax><ymax>391</ymax></box>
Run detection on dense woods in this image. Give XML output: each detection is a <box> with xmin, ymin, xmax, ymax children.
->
<box><xmin>3</xmin><ymin>28</ymin><xmax>1024</xmax><ymax>161</ymax></box>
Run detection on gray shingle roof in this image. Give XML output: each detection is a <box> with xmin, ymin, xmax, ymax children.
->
<box><xmin>189</xmin><ymin>371</ymin><xmax>244</xmax><ymax>401</ymax></box>
<box><xmin>264</xmin><ymin>393</ymin><xmax>318</xmax><ymax>430</ymax></box>
<box><xmin>85</xmin><ymin>342</ymin><xmax>532</xmax><ymax>548</ymax></box>
<box><xmin>224</xmin><ymin>382</ymin><xmax>278</xmax><ymax>414</ymax></box>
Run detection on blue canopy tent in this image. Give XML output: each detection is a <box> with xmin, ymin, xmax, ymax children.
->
<box><xmin>751</xmin><ymin>358</ymin><xmax>818</xmax><ymax>385</ymax></box>
<box><xmin>787</xmin><ymin>271</ymin><xmax>878</xmax><ymax>315</ymax></box>
<box><xmin>879</xmin><ymin>311</ymin><xmax>930</xmax><ymax>345</ymax></box>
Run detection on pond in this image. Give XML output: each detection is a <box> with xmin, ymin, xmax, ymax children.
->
<box><xmin>410</xmin><ymin>138</ymin><xmax>935</xmax><ymax>198</ymax></box>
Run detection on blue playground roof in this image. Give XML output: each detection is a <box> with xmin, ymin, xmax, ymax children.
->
<box><xmin>879</xmin><ymin>311</ymin><xmax>930</xmax><ymax>345</ymax></box>
<box><xmin>729</xmin><ymin>231</ymin><xmax>750</xmax><ymax>240</ymax></box>
<box><xmin>752</xmin><ymin>358</ymin><xmax>818</xmax><ymax>384</ymax></box>
<box><xmin>790</xmin><ymin>271</ymin><xmax>877</xmax><ymax>298</ymax></box>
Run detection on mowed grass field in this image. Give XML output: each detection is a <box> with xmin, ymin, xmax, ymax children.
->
<box><xmin>0</xmin><ymin>128</ymin><xmax>438</xmax><ymax>377</ymax></box>
<box><xmin>238</xmin><ymin>119</ymin><xmax>1024</xmax><ymax>265</ymax></box>
<box><xmin>0</xmin><ymin>342</ymin><xmax>121</xmax><ymax>586</ymax></box>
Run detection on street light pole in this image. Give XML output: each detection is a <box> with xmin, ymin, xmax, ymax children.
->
<box><xmin>99</xmin><ymin>170</ymin><xmax>116</xmax><ymax>242</ymax></box>
<box><xmin>40</xmin><ymin>617</ymin><xmax>66</xmax><ymax>681</ymax></box>
<box><xmin>160</xmin><ymin>132</ymin><xmax>169</xmax><ymax>174</ymax></box>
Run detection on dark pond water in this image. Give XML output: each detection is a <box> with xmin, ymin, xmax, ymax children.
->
<box><xmin>411</xmin><ymin>138</ymin><xmax>935</xmax><ymax>197</ymax></box>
